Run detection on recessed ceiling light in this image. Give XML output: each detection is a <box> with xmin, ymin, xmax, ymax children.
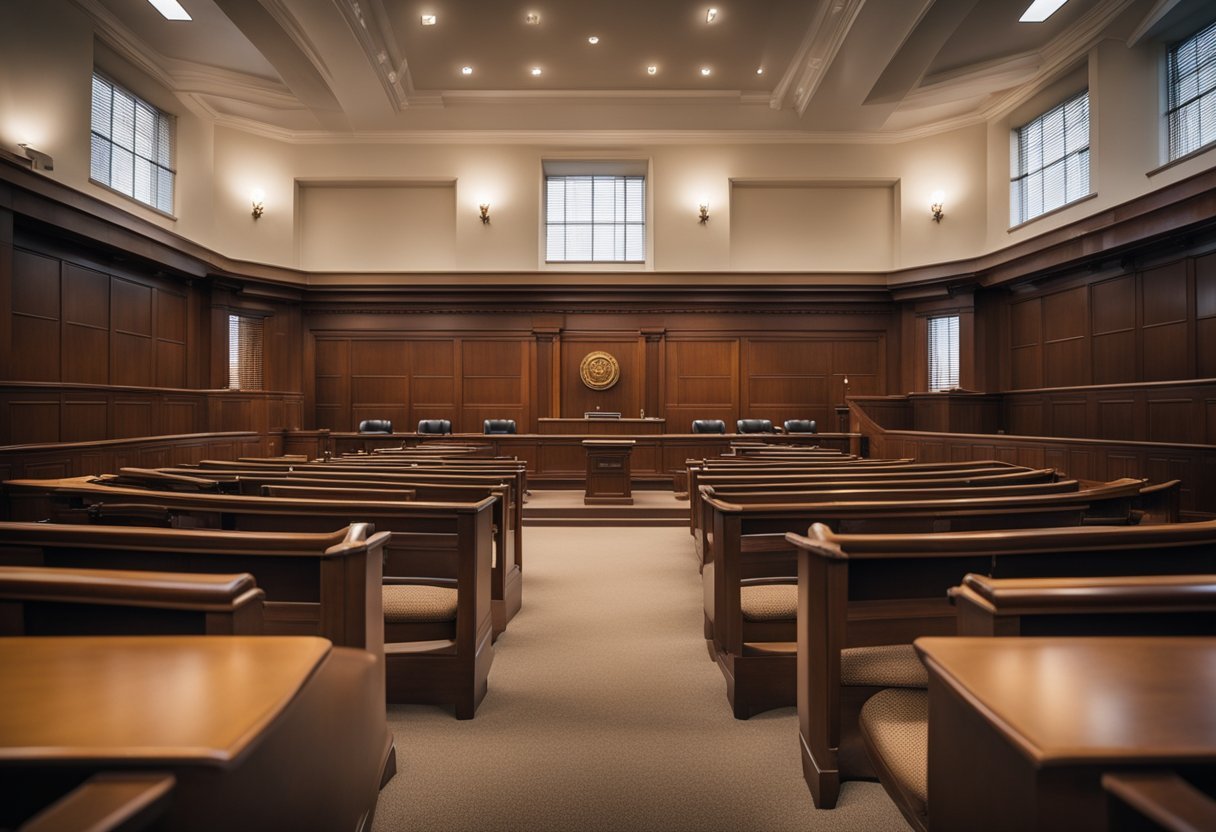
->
<box><xmin>461</xmin><ymin>66</ymin><xmax>473</xmax><ymax>75</ymax></box>
<box><xmin>1019</xmin><ymin>0</ymin><xmax>1068</xmax><ymax>22</ymax></box>
<box><xmin>531</xmin><ymin>66</ymin><xmax>543</xmax><ymax>76</ymax></box>
<box><xmin>588</xmin><ymin>35</ymin><xmax>599</xmax><ymax>44</ymax></box>
<box><xmin>525</xmin><ymin>11</ymin><xmax>540</xmax><ymax>24</ymax></box>
<box><xmin>700</xmin><ymin>67</ymin><xmax>712</xmax><ymax>76</ymax></box>
<box><xmin>146</xmin><ymin>0</ymin><xmax>191</xmax><ymax>20</ymax></box>
<box><xmin>756</xmin><ymin>67</ymin><xmax>764</xmax><ymax>75</ymax></box>
<box><xmin>421</xmin><ymin>13</ymin><xmax>436</xmax><ymax>25</ymax></box>
<box><xmin>646</xmin><ymin>65</ymin><xmax>658</xmax><ymax>75</ymax></box>
<box><xmin>706</xmin><ymin>7</ymin><xmax>718</xmax><ymax>23</ymax></box>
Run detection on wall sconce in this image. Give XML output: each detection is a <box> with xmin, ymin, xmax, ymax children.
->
<box><xmin>930</xmin><ymin>190</ymin><xmax>945</xmax><ymax>223</ymax></box>
<box><xmin>18</xmin><ymin>143</ymin><xmax>54</xmax><ymax>171</ymax></box>
<box><xmin>479</xmin><ymin>203</ymin><xmax>491</xmax><ymax>224</ymax></box>
<box><xmin>698</xmin><ymin>202</ymin><xmax>710</xmax><ymax>224</ymax></box>
<box><xmin>251</xmin><ymin>188</ymin><xmax>265</xmax><ymax>220</ymax></box>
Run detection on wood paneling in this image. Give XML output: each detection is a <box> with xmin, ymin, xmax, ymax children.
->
<box><xmin>461</xmin><ymin>339</ymin><xmax>527</xmax><ymax>429</ymax></box>
<box><xmin>13</xmin><ymin>250</ymin><xmax>61</xmax><ymax>382</ymax></box>
<box><xmin>1090</xmin><ymin>275</ymin><xmax>1137</xmax><ymax>385</ymax></box>
<box><xmin>664</xmin><ymin>339</ymin><xmax>739</xmax><ymax>431</ymax></box>
<box><xmin>562</xmin><ymin>338</ymin><xmax>641</xmax><ymax>420</ymax></box>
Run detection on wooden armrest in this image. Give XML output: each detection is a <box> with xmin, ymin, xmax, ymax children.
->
<box><xmin>382</xmin><ymin>577</ymin><xmax>459</xmax><ymax>588</ymax></box>
<box><xmin>19</xmin><ymin>772</ymin><xmax>174</xmax><ymax>832</ymax></box>
<box><xmin>952</xmin><ymin>573</ymin><xmax>1216</xmax><ymax>614</ymax></box>
<box><xmin>1103</xmin><ymin>772</ymin><xmax>1216</xmax><ymax>832</ymax></box>
<box><xmin>0</xmin><ymin>566</ymin><xmax>262</xmax><ymax>611</ymax></box>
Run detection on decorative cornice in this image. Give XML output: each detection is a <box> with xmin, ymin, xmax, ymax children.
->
<box><xmin>772</xmin><ymin>0</ymin><xmax>868</xmax><ymax>114</ymax></box>
<box><xmin>332</xmin><ymin>0</ymin><xmax>413</xmax><ymax>109</ymax></box>
<box><xmin>304</xmin><ymin>306</ymin><xmax>893</xmax><ymax>316</ymax></box>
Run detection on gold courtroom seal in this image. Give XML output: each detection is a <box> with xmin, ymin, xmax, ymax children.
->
<box><xmin>579</xmin><ymin>350</ymin><xmax>620</xmax><ymax>390</ymax></box>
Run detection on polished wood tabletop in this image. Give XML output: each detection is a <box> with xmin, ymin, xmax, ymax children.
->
<box><xmin>915</xmin><ymin>637</ymin><xmax>1216</xmax><ymax>766</ymax></box>
<box><xmin>0</xmin><ymin>636</ymin><xmax>331</xmax><ymax>766</ymax></box>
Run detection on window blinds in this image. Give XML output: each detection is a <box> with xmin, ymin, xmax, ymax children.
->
<box><xmin>1010</xmin><ymin>92</ymin><xmax>1089</xmax><ymax>225</ymax></box>
<box><xmin>228</xmin><ymin>315</ymin><xmax>264</xmax><ymax>391</ymax></box>
<box><xmin>90</xmin><ymin>73</ymin><xmax>175</xmax><ymax>214</ymax></box>
<box><xmin>545</xmin><ymin>175</ymin><xmax>645</xmax><ymax>262</ymax></box>
<box><xmin>1167</xmin><ymin>19</ymin><xmax>1216</xmax><ymax>161</ymax></box>
<box><xmin>928</xmin><ymin>315</ymin><xmax>960</xmax><ymax>392</ymax></box>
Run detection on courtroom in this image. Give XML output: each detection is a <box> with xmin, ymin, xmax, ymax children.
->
<box><xmin>1</xmin><ymin>0</ymin><xmax>1215</xmax><ymax>830</ymax></box>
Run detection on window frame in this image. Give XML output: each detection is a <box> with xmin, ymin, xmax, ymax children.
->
<box><xmin>89</xmin><ymin>71</ymin><xmax>177</xmax><ymax>217</ymax></box>
<box><xmin>1165</xmin><ymin>18</ymin><xmax>1216</xmax><ymax>162</ymax></box>
<box><xmin>927</xmin><ymin>314</ymin><xmax>960</xmax><ymax>392</ymax></box>
<box><xmin>227</xmin><ymin>313</ymin><xmax>265</xmax><ymax>391</ymax></box>
<box><xmin>539</xmin><ymin>158</ymin><xmax>652</xmax><ymax>270</ymax></box>
<box><xmin>543</xmin><ymin>173</ymin><xmax>647</xmax><ymax>265</ymax></box>
<box><xmin>1009</xmin><ymin>90</ymin><xmax>1091</xmax><ymax>227</ymax></box>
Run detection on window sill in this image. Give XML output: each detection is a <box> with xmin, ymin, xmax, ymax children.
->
<box><xmin>88</xmin><ymin>178</ymin><xmax>177</xmax><ymax>221</ymax></box>
<box><xmin>1146</xmin><ymin>140</ymin><xmax>1216</xmax><ymax>178</ymax></box>
<box><xmin>1007</xmin><ymin>191</ymin><xmax>1096</xmax><ymax>234</ymax></box>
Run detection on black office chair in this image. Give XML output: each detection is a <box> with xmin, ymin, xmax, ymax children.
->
<box><xmin>736</xmin><ymin>419</ymin><xmax>774</xmax><ymax>434</ymax></box>
<box><xmin>483</xmin><ymin>419</ymin><xmax>517</xmax><ymax>435</ymax></box>
<box><xmin>691</xmin><ymin>419</ymin><xmax>727</xmax><ymax>434</ymax></box>
<box><xmin>417</xmin><ymin>419</ymin><xmax>452</xmax><ymax>435</ymax></box>
<box><xmin>783</xmin><ymin>419</ymin><xmax>818</xmax><ymax>434</ymax></box>
<box><xmin>358</xmin><ymin>419</ymin><xmax>393</xmax><ymax>434</ymax></box>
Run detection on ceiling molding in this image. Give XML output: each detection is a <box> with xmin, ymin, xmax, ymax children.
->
<box><xmin>205</xmin><ymin>116</ymin><xmax>989</xmax><ymax>146</ymax></box>
<box><xmin>1127</xmin><ymin>0</ymin><xmax>1184</xmax><ymax>46</ymax></box>
<box><xmin>901</xmin><ymin>51</ymin><xmax>1042</xmax><ymax>110</ymax></box>
<box><xmin>254</xmin><ymin>0</ymin><xmax>335</xmax><ymax>86</ymax></box>
<box><xmin>977</xmin><ymin>0</ymin><xmax>1140</xmax><ymax>122</ymax></box>
<box><xmin>771</xmin><ymin>0</ymin><xmax>868</xmax><ymax>114</ymax></box>
<box><xmin>71</xmin><ymin>0</ymin><xmax>177</xmax><ymax>89</ymax></box>
<box><xmin>332</xmin><ymin>0</ymin><xmax>414</xmax><ymax>109</ymax></box>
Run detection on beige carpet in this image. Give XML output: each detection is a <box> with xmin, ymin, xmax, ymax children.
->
<box><xmin>374</xmin><ymin>526</ymin><xmax>910</xmax><ymax>832</ymax></box>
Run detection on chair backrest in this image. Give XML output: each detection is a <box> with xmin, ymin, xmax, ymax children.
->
<box><xmin>417</xmin><ymin>419</ymin><xmax>452</xmax><ymax>435</ymax></box>
<box><xmin>784</xmin><ymin>419</ymin><xmax>818</xmax><ymax>434</ymax></box>
<box><xmin>483</xmin><ymin>419</ymin><xmax>517</xmax><ymax>435</ymax></box>
<box><xmin>358</xmin><ymin>419</ymin><xmax>393</xmax><ymax>434</ymax></box>
<box><xmin>691</xmin><ymin>419</ymin><xmax>727</xmax><ymax>434</ymax></box>
<box><xmin>736</xmin><ymin>419</ymin><xmax>774</xmax><ymax>434</ymax></box>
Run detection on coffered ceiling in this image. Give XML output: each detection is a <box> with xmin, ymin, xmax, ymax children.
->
<box><xmin>74</xmin><ymin>0</ymin><xmax>1214</xmax><ymax>139</ymax></box>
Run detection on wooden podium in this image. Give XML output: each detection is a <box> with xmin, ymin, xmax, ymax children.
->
<box><xmin>582</xmin><ymin>440</ymin><xmax>636</xmax><ymax>505</ymax></box>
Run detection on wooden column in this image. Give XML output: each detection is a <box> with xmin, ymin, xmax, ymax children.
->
<box><xmin>532</xmin><ymin>327</ymin><xmax>560</xmax><ymax>430</ymax></box>
<box><xmin>641</xmin><ymin>327</ymin><xmax>664</xmax><ymax>420</ymax></box>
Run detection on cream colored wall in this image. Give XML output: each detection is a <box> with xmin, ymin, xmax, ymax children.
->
<box><xmin>2</xmin><ymin>3</ymin><xmax>1213</xmax><ymax>275</ymax></box>
<box><xmin>987</xmin><ymin>39</ymin><xmax>1216</xmax><ymax>250</ymax></box>
<box><xmin>0</xmin><ymin>0</ymin><xmax>217</xmax><ymax>247</ymax></box>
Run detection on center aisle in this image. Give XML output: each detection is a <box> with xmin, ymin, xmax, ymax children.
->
<box><xmin>374</xmin><ymin>525</ymin><xmax>909</xmax><ymax>831</ymax></box>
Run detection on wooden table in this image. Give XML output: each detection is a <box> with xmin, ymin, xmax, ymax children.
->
<box><xmin>582</xmin><ymin>439</ymin><xmax>636</xmax><ymax>505</ymax></box>
<box><xmin>915</xmin><ymin>637</ymin><xmax>1216</xmax><ymax>832</ymax></box>
<box><xmin>539</xmin><ymin>418</ymin><xmax>666</xmax><ymax>435</ymax></box>
<box><xmin>0</xmin><ymin>635</ymin><xmax>384</xmax><ymax>831</ymax></box>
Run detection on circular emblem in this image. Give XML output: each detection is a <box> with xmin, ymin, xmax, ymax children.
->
<box><xmin>579</xmin><ymin>351</ymin><xmax>621</xmax><ymax>391</ymax></box>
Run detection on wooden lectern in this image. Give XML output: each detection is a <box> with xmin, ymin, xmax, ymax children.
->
<box><xmin>582</xmin><ymin>440</ymin><xmax>636</xmax><ymax>505</ymax></box>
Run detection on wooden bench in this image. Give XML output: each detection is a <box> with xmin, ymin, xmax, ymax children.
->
<box><xmin>0</xmin><ymin>636</ymin><xmax>386</xmax><ymax>832</ymax></box>
<box><xmin>3</xmin><ymin>478</ymin><xmax>496</xmax><ymax>719</ymax></box>
<box><xmin>786</xmin><ymin>521</ymin><xmax>1216</xmax><ymax>811</ymax></box>
<box><xmin>1103</xmin><ymin>772</ymin><xmax>1216</xmax><ymax>832</ymax></box>
<box><xmin>0</xmin><ymin>565</ymin><xmax>264</xmax><ymax>636</ymax></box>
<box><xmin>110</xmin><ymin>467</ymin><xmax>523</xmax><ymax>640</ymax></box>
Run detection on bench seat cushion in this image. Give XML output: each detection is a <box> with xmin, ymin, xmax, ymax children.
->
<box><xmin>740</xmin><ymin>583</ymin><xmax>796</xmax><ymax>622</ymax></box>
<box><xmin>382</xmin><ymin>585</ymin><xmax>458</xmax><ymax>623</ymax></box>
<box><xmin>841</xmin><ymin>644</ymin><xmax>928</xmax><ymax>688</ymax></box>
<box><xmin>859</xmin><ymin>688</ymin><xmax>929</xmax><ymax>820</ymax></box>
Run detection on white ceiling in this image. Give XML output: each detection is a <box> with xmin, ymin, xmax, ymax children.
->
<box><xmin>76</xmin><ymin>0</ymin><xmax>1215</xmax><ymax>139</ymax></box>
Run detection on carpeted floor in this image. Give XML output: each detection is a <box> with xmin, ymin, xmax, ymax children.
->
<box><xmin>374</xmin><ymin>525</ymin><xmax>910</xmax><ymax>832</ymax></box>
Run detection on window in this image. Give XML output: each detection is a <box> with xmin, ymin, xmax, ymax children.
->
<box><xmin>228</xmin><ymin>314</ymin><xmax>264</xmax><ymax>390</ymax></box>
<box><xmin>545</xmin><ymin>174</ymin><xmax>645</xmax><ymax>262</ymax></box>
<box><xmin>1010</xmin><ymin>91</ymin><xmax>1090</xmax><ymax>225</ymax></box>
<box><xmin>1167</xmin><ymin>19</ymin><xmax>1216</xmax><ymax>161</ymax></box>
<box><xmin>928</xmin><ymin>315</ymin><xmax>959</xmax><ymax>392</ymax></box>
<box><xmin>90</xmin><ymin>72</ymin><xmax>176</xmax><ymax>214</ymax></box>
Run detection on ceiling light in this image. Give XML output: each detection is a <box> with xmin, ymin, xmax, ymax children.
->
<box><xmin>146</xmin><ymin>0</ymin><xmax>191</xmax><ymax>20</ymax></box>
<box><xmin>461</xmin><ymin>66</ymin><xmax>473</xmax><ymax>75</ymax></box>
<box><xmin>587</xmin><ymin>35</ymin><xmax>599</xmax><ymax>44</ymax></box>
<box><xmin>1019</xmin><ymin>0</ymin><xmax>1068</xmax><ymax>22</ymax></box>
<box><xmin>421</xmin><ymin>13</ymin><xmax>436</xmax><ymax>25</ymax></box>
<box><xmin>646</xmin><ymin>65</ymin><xmax>657</xmax><ymax>75</ymax></box>
<box><xmin>706</xmin><ymin>7</ymin><xmax>718</xmax><ymax>23</ymax></box>
<box><xmin>700</xmin><ymin>67</ymin><xmax>712</xmax><ymax>76</ymax></box>
<box><xmin>531</xmin><ymin>66</ymin><xmax>543</xmax><ymax>76</ymax></box>
<box><xmin>756</xmin><ymin>67</ymin><xmax>764</xmax><ymax>75</ymax></box>
<box><xmin>525</xmin><ymin>11</ymin><xmax>540</xmax><ymax>24</ymax></box>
